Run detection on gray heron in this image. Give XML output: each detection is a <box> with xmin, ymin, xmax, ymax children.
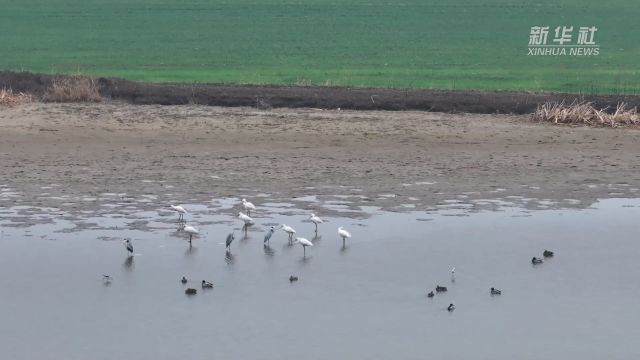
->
<box><xmin>123</xmin><ymin>238</ymin><xmax>133</xmax><ymax>255</ymax></box>
<box><xmin>226</xmin><ymin>232</ymin><xmax>235</xmax><ymax>250</ymax></box>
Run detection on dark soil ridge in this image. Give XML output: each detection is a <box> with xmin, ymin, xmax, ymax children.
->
<box><xmin>2</xmin><ymin>71</ymin><xmax>639</xmax><ymax>114</ymax></box>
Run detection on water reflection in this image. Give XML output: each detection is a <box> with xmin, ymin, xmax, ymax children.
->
<box><xmin>123</xmin><ymin>255</ymin><xmax>134</xmax><ymax>271</ymax></box>
<box><xmin>311</xmin><ymin>234</ymin><xmax>322</xmax><ymax>244</ymax></box>
<box><xmin>184</xmin><ymin>246</ymin><xmax>197</xmax><ymax>258</ymax></box>
<box><xmin>281</xmin><ymin>242</ymin><xmax>294</xmax><ymax>254</ymax></box>
<box><xmin>241</xmin><ymin>223</ymin><xmax>252</xmax><ymax>234</ymax></box>
<box><xmin>263</xmin><ymin>244</ymin><xmax>275</xmax><ymax>257</ymax></box>
<box><xmin>225</xmin><ymin>250</ymin><xmax>235</xmax><ymax>265</ymax></box>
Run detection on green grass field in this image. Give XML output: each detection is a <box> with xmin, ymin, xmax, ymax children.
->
<box><xmin>0</xmin><ymin>0</ymin><xmax>638</xmax><ymax>93</ymax></box>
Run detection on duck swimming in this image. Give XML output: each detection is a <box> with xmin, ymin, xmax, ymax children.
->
<box><xmin>491</xmin><ymin>287</ymin><xmax>502</xmax><ymax>295</ymax></box>
<box><xmin>543</xmin><ymin>250</ymin><xmax>554</xmax><ymax>257</ymax></box>
<box><xmin>435</xmin><ymin>285</ymin><xmax>448</xmax><ymax>292</ymax></box>
<box><xmin>289</xmin><ymin>275</ymin><xmax>298</xmax><ymax>282</ymax></box>
<box><xmin>181</xmin><ymin>276</ymin><xmax>187</xmax><ymax>284</ymax></box>
<box><xmin>447</xmin><ymin>303</ymin><xmax>455</xmax><ymax>312</ymax></box>
<box><xmin>532</xmin><ymin>257</ymin><xmax>544</xmax><ymax>264</ymax></box>
<box><xmin>427</xmin><ymin>291</ymin><xmax>434</xmax><ymax>298</ymax></box>
<box><xmin>185</xmin><ymin>288</ymin><xmax>197</xmax><ymax>295</ymax></box>
<box><xmin>201</xmin><ymin>280</ymin><xmax>213</xmax><ymax>288</ymax></box>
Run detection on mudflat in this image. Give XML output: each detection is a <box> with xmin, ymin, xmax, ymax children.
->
<box><xmin>1</xmin><ymin>102</ymin><xmax>639</xmax><ymax>214</ymax></box>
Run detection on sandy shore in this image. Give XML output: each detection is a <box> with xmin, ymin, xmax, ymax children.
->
<box><xmin>1</xmin><ymin>102</ymin><xmax>639</xmax><ymax>216</ymax></box>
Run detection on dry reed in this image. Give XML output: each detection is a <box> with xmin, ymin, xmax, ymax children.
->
<box><xmin>532</xmin><ymin>101</ymin><xmax>639</xmax><ymax>127</ymax></box>
<box><xmin>43</xmin><ymin>76</ymin><xmax>102</xmax><ymax>102</ymax></box>
<box><xmin>0</xmin><ymin>88</ymin><xmax>33</xmax><ymax>106</ymax></box>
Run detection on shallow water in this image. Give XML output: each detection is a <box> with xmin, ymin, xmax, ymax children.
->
<box><xmin>1</xmin><ymin>198</ymin><xmax>639</xmax><ymax>359</ymax></box>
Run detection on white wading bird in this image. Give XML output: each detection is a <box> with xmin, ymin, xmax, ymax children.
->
<box><xmin>238</xmin><ymin>212</ymin><xmax>254</xmax><ymax>224</ymax></box>
<box><xmin>183</xmin><ymin>225</ymin><xmax>199</xmax><ymax>246</ymax></box>
<box><xmin>338</xmin><ymin>226</ymin><xmax>351</xmax><ymax>248</ymax></box>
<box><xmin>309</xmin><ymin>213</ymin><xmax>323</xmax><ymax>232</ymax></box>
<box><xmin>282</xmin><ymin>224</ymin><xmax>296</xmax><ymax>244</ymax></box>
<box><xmin>170</xmin><ymin>204</ymin><xmax>187</xmax><ymax>221</ymax></box>
<box><xmin>123</xmin><ymin>238</ymin><xmax>133</xmax><ymax>255</ymax></box>
<box><xmin>294</xmin><ymin>237</ymin><xmax>313</xmax><ymax>257</ymax></box>
<box><xmin>241</xmin><ymin>198</ymin><xmax>256</xmax><ymax>216</ymax></box>
<box><xmin>238</xmin><ymin>212</ymin><xmax>254</xmax><ymax>232</ymax></box>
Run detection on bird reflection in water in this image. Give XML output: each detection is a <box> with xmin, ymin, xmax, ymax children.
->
<box><xmin>263</xmin><ymin>244</ymin><xmax>275</xmax><ymax>257</ymax></box>
<box><xmin>185</xmin><ymin>245</ymin><xmax>197</xmax><ymax>258</ymax></box>
<box><xmin>225</xmin><ymin>250</ymin><xmax>235</xmax><ymax>265</ymax></box>
<box><xmin>312</xmin><ymin>234</ymin><xmax>322</xmax><ymax>244</ymax></box>
<box><xmin>123</xmin><ymin>255</ymin><xmax>134</xmax><ymax>271</ymax></box>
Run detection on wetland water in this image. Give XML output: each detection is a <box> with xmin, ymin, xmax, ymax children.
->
<box><xmin>1</xmin><ymin>194</ymin><xmax>639</xmax><ymax>360</ymax></box>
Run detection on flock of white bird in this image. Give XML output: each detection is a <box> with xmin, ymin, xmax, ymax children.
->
<box><xmin>123</xmin><ymin>199</ymin><xmax>352</xmax><ymax>259</ymax></box>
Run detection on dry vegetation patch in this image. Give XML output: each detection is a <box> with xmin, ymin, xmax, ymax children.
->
<box><xmin>0</xmin><ymin>88</ymin><xmax>33</xmax><ymax>106</ymax></box>
<box><xmin>43</xmin><ymin>76</ymin><xmax>102</xmax><ymax>103</ymax></box>
<box><xmin>533</xmin><ymin>101</ymin><xmax>639</xmax><ymax>127</ymax></box>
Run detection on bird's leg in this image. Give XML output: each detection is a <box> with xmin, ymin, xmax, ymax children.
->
<box><xmin>314</xmin><ymin>223</ymin><xmax>318</xmax><ymax>232</ymax></box>
<box><xmin>342</xmin><ymin>237</ymin><xmax>345</xmax><ymax>248</ymax></box>
<box><xmin>303</xmin><ymin>246</ymin><xmax>306</xmax><ymax>257</ymax></box>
